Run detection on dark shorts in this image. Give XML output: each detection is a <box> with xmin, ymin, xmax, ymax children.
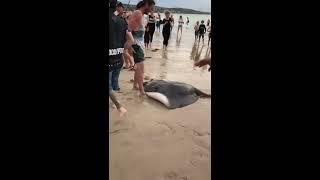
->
<box><xmin>132</xmin><ymin>44</ymin><xmax>144</xmax><ymax>63</ymax></box>
<box><xmin>199</xmin><ymin>33</ymin><xmax>205</xmax><ymax>39</ymax></box>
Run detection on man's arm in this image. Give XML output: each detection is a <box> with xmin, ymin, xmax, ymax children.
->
<box><xmin>195</xmin><ymin>58</ymin><xmax>211</xmax><ymax>67</ymax></box>
<box><xmin>124</xmin><ymin>30</ymin><xmax>134</xmax><ymax>50</ymax></box>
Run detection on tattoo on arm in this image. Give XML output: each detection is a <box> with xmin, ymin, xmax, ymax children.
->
<box><xmin>109</xmin><ymin>90</ymin><xmax>122</xmax><ymax>109</ymax></box>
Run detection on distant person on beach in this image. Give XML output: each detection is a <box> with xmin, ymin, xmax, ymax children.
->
<box><xmin>170</xmin><ymin>15</ymin><xmax>174</xmax><ymax>31</ymax></box>
<box><xmin>129</xmin><ymin>0</ymin><xmax>155</xmax><ymax>96</ymax></box>
<box><xmin>207</xmin><ymin>19</ymin><xmax>210</xmax><ymax>27</ymax></box>
<box><xmin>177</xmin><ymin>15</ymin><xmax>184</xmax><ymax>35</ymax></box>
<box><xmin>207</xmin><ymin>25</ymin><xmax>212</xmax><ymax>46</ymax></box>
<box><xmin>144</xmin><ymin>23</ymin><xmax>150</xmax><ymax>48</ymax></box>
<box><xmin>156</xmin><ymin>12</ymin><xmax>161</xmax><ymax>32</ymax></box>
<box><xmin>147</xmin><ymin>12</ymin><xmax>156</xmax><ymax>47</ymax></box>
<box><xmin>186</xmin><ymin>17</ymin><xmax>190</xmax><ymax>25</ymax></box>
<box><xmin>198</xmin><ymin>20</ymin><xmax>207</xmax><ymax>43</ymax></box>
<box><xmin>161</xmin><ymin>10</ymin><xmax>173</xmax><ymax>50</ymax></box>
<box><xmin>194</xmin><ymin>21</ymin><xmax>200</xmax><ymax>40</ymax></box>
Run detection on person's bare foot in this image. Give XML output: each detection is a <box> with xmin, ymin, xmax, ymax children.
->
<box><xmin>117</xmin><ymin>107</ymin><xmax>127</xmax><ymax>117</ymax></box>
<box><xmin>132</xmin><ymin>86</ymin><xmax>139</xmax><ymax>90</ymax></box>
<box><xmin>139</xmin><ymin>91</ymin><xmax>146</xmax><ymax>97</ymax></box>
<box><xmin>112</xmin><ymin>104</ymin><xmax>117</xmax><ymax>109</ymax></box>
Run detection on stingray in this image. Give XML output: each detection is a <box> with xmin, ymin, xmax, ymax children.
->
<box><xmin>143</xmin><ymin>80</ymin><xmax>211</xmax><ymax>109</ymax></box>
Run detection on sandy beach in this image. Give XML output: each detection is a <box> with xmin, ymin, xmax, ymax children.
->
<box><xmin>109</xmin><ymin>18</ymin><xmax>211</xmax><ymax>180</ymax></box>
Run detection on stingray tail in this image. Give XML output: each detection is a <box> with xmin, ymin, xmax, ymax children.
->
<box><xmin>195</xmin><ymin>88</ymin><xmax>211</xmax><ymax>98</ymax></box>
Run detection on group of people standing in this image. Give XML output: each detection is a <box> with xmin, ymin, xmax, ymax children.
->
<box><xmin>143</xmin><ymin>10</ymin><xmax>173</xmax><ymax>50</ymax></box>
<box><xmin>194</xmin><ymin>19</ymin><xmax>212</xmax><ymax>45</ymax></box>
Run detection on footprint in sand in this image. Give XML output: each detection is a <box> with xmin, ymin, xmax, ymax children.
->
<box><xmin>192</xmin><ymin>148</ymin><xmax>209</xmax><ymax>159</ymax></box>
<box><xmin>109</xmin><ymin>128</ymin><xmax>129</xmax><ymax>135</ymax></box>
<box><xmin>126</xmin><ymin>97</ymin><xmax>134</xmax><ymax>101</ymax></box>
<box><xmin>163</xmin><ymin>171</ymin><xmax>178</xmax><ymax>180</ymax></box>
<box><xmin>179</xmin><ymin>177</ymin><xmax>188</xmax><ymax>180</ymax></box>
<box><xmin>189</xmin><ymin>159</ymin><xmax>198</xmax><ymax>167</ymax></box>
<box><xmin>192</xmin><ymin>129</ymin><xmax>211</xmax><ymax>137</ymax></box>
<box><xmin>192</xmin><ymin>136</ymin><xmax>210</xmax><ymax>150</ymax></box>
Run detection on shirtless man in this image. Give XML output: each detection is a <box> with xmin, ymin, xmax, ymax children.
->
<box><xmin>128</xmin><ymin>0</ymin><xmax>155</xmax><ymax>96</ymax></box>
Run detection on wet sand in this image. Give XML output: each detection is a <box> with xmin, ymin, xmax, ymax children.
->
<box><xmin>109</xmin><ymin>25</ymin><xmax>211</xmax><ymax>180</ymax></box>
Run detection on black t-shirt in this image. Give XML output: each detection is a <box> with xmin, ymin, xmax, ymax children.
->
<box><xmin>107</xmin><ymin>10</ymin><xmax>128</xmax><ymax>71</ymax></box>
<box><xmin>162</xmin><ymin>18</ymin><xmax>172</xmax><ymax>32</ymax></box>
<box><xmin>199</xmin><ymin>24</ymin><xmax>206</xmax><ymax>34</ymax></box>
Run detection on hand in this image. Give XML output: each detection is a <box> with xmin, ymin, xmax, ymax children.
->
<box><xmin>195</xmin><ymin>58</ymin><xmax>211</xmax><ymax>67</ymax></box>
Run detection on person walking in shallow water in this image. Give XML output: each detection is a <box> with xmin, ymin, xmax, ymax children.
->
<box><xmin>170</xmin><ymin>14</ymin><xmax>174</xmax><ymax>31</ymax></box>
<box><xmin>156</xmin><ymin>12</ymin><xmax>161</xmax><ymax>32</ymax></box>
<box><xmin>161</xmin><ymin>10</ymin><xmax>173</xmax><ymax>50</ymax></box>
<box><xmin>194</xmin><ymin>21</ymin><xmax>200</xmax><ymax>41</ymax></box>
<box><xmin>147</xmin><ymin>12</ymin><xmax>156</xmax><ymax>48</ymax></box>
<box><xmin>144</xmin><ymin>23</ymin><xmax>150</xmax><ymax>49</ymax></box>
<box><xmin>207</xmin><ymin>24</ymin><xmax>212</xmax><ymax>46</ymax></box>
<box><xmin>198</xmin><ymin>20</ymin><xmax>207</xmax><ymax>43</ymax></box>
<box><xmin>177</xmin><ymin>15</ymin><xmax>184</xmax><ymax>36</ymax></box>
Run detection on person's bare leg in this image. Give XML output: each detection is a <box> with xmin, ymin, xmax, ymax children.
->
<box><xmin>129</xmin><ymin>55</ymin><xmax>134</xmax><ymax>68</ymax></box>
<box><xmin>133</xmin><ymin>68</ymin><xmax>139</xmax><ymax>90</ymax></box>
<box><xmin>123</xmin><ymin>54</ymin><xmax>130</xmax><ymax>68</ymax></box>
<box><xmin>137</xmin><ymin>63</ymin><xmax>145</xmax><ymax>96</ymax></box>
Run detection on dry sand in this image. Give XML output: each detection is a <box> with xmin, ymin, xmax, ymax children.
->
<box><xmin>109</xmin><ymin>25</ymin><xmax>211</xmax><ymax>180</ymax></box>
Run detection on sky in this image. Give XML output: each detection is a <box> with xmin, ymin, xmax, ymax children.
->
<box><xmin>119</xmin><ymin>0</ymin><xmax>211</xmax><ymax>12</ymax></box>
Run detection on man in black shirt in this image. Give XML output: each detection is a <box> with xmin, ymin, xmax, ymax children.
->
<box><xmin>198</xmin><ymin>20</ymin><xmax>207</xmax><ymax>43</ymax></box>
<box><xmin>107</xmin><ymin>0</ymin><xmax>134</xmax><ymax>116</ymax></box>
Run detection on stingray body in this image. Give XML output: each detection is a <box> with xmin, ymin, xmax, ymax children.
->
<box><xmin>143</xmin><ymin>80</ymin><xmax>211</xmax><ymax>109</ymax></box>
